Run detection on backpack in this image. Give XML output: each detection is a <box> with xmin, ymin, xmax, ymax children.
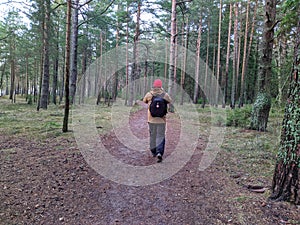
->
<box><xmin>149</xmin><ymin>93</ymin><xmax>168</xmax><ymax>117</ymax></box>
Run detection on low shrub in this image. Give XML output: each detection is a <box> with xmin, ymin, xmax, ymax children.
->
<box><xmin>226</xmin><ymin>105</ymin><xmax>252</xmax><ymax>128</ymax></box>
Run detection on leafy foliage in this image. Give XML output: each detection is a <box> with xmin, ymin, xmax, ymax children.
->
<box><xmin>226</xmin><ymin>105</ymin><xmax>252</xmax><ymax>128</ymax></box>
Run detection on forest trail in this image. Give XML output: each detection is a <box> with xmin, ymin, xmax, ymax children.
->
<box><xmin>0</xmin><ymin>102</ymin><xmax>299</xmax><ymax>225</ymax></box>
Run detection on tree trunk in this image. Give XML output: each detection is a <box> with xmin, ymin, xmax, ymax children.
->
<box><xmin>0</xmin><ymin>59</ymin><xmax>6</xmax><ymax>96</ymax></box>
<box><xmin>224</xmin><ymin>3</ymin><xmax>232</xmax><ymax>107</ymax></box>
<box><xmin>40</xmin><ymin>0</ymin><xmax>51</xmax><ymax>109</ymax></box>
<box><xmin>112</xmin><ymin>3</ymin><xmax>121</xmax><ymax>101</ymax></box>
<box><xmin>239</xmin><ymin>0</ymin><xmax>250</xmax><ymax>107</ymax></box>
<box><xmin>231</xmin><ymin>2</ymin><xmax>239</xmax><ymax>109</ymax></box>
<box><xmin>236</xmin><ymin>24</ymin><xmax>241</xmax><ymax>100</ymax></box>
<box><xmin>125</xmin><ymin>4</ymin><xmax>129</xmax><ymax>106</ymax></box>
<box><xmin>216</xmin><ymin>0</ymin><xmax>222</xmax><ymax>107</ymax></box>
<box><xmin>164</xmin><ymin>37</ymin><xmax>168</xmax><ymax>83</ymax></box>
<box><xmin>202</xmin><ymin>18</ymin><xmax>210</xmax><ymax>109</ymax></box>
<box><xmin>181</xmin><ymin>17</ymin><xmax>189</xmax><ymax>105</ymax></box>
<box><xmin>97</xmin><ymin>32</ymin><xmax>104</xmax><ymax>105</ymax></box>
<box><xmin>193</xmin><ymin>16</ymin><xmax>202</xmax><ymax>104</ymax></box>
<box><xmin>211</xmin><ymin>37</ymin><xmax>216</xmax><ymax>106</ymax></box>
<box><xmin>246</xmin><ymin>0</ymin><xmax>258</xmax><ymax>102</ymax></box>
<box><xmin>80</xmin><ymin>48</ymin><xmax>87</xmax><ymax>104</ymax></box>
<box><xmin>168</xmin><ymin>0</ymin><xmax>177</xmax><ymax>101</ymax></box>
<box><xmin>250</xmin><ymin>0</ymin><xmax>276</xmax><ymax>131</ymax></box>
<box><xmin>275</xmin><ymin>29</ymin><xmax>288</xmax><ymax>105</ymax></box>
<box><xmin>128</xmin><ymin>0</ymin><xmax>141</xmax><ymax>106</ymax></box>
<box><xmin>70</xmin><ymin>0</ymin><xmax>79</xmax><ymax>104</ymax></box>
<box><xmin>270</xmin><ymin>19</ymin><xmax>300</xmax><ymax>204</ymax></box>
<box><xmin>52</xmin><ymin>27</ymin><xmax>59</xmax><ymax>105</ymax></box>
<box><xmin>62</xmin><ymin>0</ymin><xmax>72</xmax><ymax>132</ymax></box>
<box><xmin>9</xmin><ymin>33</ymin><xmax>16</xmax><ymax>102</ymax></box>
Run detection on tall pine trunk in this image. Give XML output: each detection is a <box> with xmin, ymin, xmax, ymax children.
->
<box><xmin>250</xmin><ymin>0</ymin><xmax>276</xmax><ymax>131</ymax></box>
<box><xmin>239</xmin><ymin>0</ymin><xmax>250</xmax><ymax>107</ymax></box>
<box><xmin>52</xmin><ymin>27</ymin><xmax>59</xmax><ymax>105</ymax></box>
<box><xmin>270</xmin><ymin>19</ymin><xmax>300</xmax><ymax>204</ymax></box>
<box><xmin>124</xmin><ymin>3</ymin><xmax>129</xmax><ymax>106</ymax></box>
<box><xmin>128</xmin><ymin>0</ymin><xmax>141</xmax><ymax>106</ymax></box>
<box><xmin>0</xmin><ymin>59</ymin><xmax>6</xmax><ymax>96</ymax></box>
<box><xmin>70</xmin><ymin>0</ymin><xmax>79</xmax><ymax>104</ymax></box>
<box><xmin>246</xmin><ymin>0</ymin><xmax>258</xmax><ymax>102</ymax></box>
<box><xmin>168</xmin><ymin>0</ymin><xmax>177</xmax><ymax>100</ymax></box>
<box><xmin>193</xmin><ymin>16</ymin><xmax>202</xmax><ymax>104</ymax></box>
<box><xmin>40</xmin><ymin>0</ymin><xmax>51</xmax><ymax>109</ymax></box>
<box><xmin>62</xmin><ymin>0</ymin><xmax>72</xmax><ymax>132</ymax></box>
<box><xmin>224</xmin><ymin>3</ymin><xmax>232</xmax><ymax>107</ymax></box>
<box><xmin>231</xmin><ymin>2</ymin><xmax>239</xmax><ymax>109</ymax></box>
<box><xmin>181</xmin><ymin>17</ymin><xmax>189</xmax><ymax>105</ymax></box>
<box><xmin>202</xmin><ymin>18</ymin><xmax>210</xmax><ymax>108</ymax></box>
<box><xmin>9</xmin><ymin>34</ymin><xmax>16</xmax><ymax>102</ymax></box>
<box><xmin>216</xmin><ymin>0</ymin><xmax>222</xmax><ymax>107</ymax></box>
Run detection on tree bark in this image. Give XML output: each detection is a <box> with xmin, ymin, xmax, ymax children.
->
<box><xmin>128</xmin><ymin>0</ymin><xmax>141</xmax><ymax>106</ymax></box>
<box><xmin>224</xmin><ymin>3</ymin><xmax>232</xmax><ymax>107</ymax></box>
<box><xmin>164</xmin><ymin>37</ymin><xmax>168</xmax><ymax>83</ymax></box>
<box><xmin>270</xmin><ymin>19</ymin><xmax>300</xmax><ymax>204</ymax></box>
<box><xmin>231</xmin><ymin>2</ymin><xmax>239</xmax><ymax>109</ymax></box>
<box><xmin>40</xmin><ymin>0</ymin><xmax>51</xmax><ymax>109</ymax></box>
<box><xmin>70</xmin><ymin>0</ymin><xmax>79</xmax><ymax>104</ymax></box>
<box><xmin>124</xmin><ymin>3</ymin><xmax>129</xmax><ymax>106</ymax></box>
<box><xmin>181</xmin><ymin>17</ymin><xmax>189</xmax><ymax>105</ymax></box>
<box><xmin>62</xmin><ymin>0</ymin><xmax>72</xmax><ymax>132</ymax></box>
<box><xmin>193</xmin><ymin>16</ymin><xmax>202</xmax><ymax>104</ymax></box>
<box><xmin>246</xmin><ymin>0</ymin><xmax>258</xmax><ymax>102</ymax></box>
<box><xmin>52</xmin><ymin>26</ymin><xmax>59</xmax><ymax>105</ymax></box>
<box><xmin>168</xmin><ymin>0</ymin><xmax>177</xmax><ymax>101</ymax></box>
<box><xmin>202</xmin><ymin>18</ymin><xmax>210</xmax><ymax>109</ymax></box>
<box><xmin>112</xmin><ymin>3</ymin><xmax>121</xmax><ymax>101</ymax></box>
<box><xmin>239</xmin><ymin>0</ymin><xmax>250</xmax><ymax>107</ymax></box>
<box><xmin>216</xmin><ymin>0</ymin><xmax>222</xmax><ymax>107</ymax></box>
<box><xmin>9</xmin><ymin>33</ymin><xmax>16</xmax><ymax>102</ymax></box>
<box><xmin>250</xmin><ymin>0</ymin><xmax>276</xmax><ymax>131</ymax></box>
<box><xmin>0</xmin><ymin>59</ymin><xmax>6</xmax><ymax>96</ymax></box>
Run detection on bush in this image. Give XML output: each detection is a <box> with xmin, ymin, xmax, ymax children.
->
<box><xmin>226</xmin><ymin>105</ymin><xmax>252</xmax><ymax>128</ymax></box>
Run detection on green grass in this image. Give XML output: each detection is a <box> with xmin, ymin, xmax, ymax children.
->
<box><xmin>194</xmin><ymin>104</ymin><xmax>284</xmax><ymax>187</ymax></box>
<box><xmin>0</xmin><ymin>96</ymin><xmax>285</xmax><ymax>186</ymax></box>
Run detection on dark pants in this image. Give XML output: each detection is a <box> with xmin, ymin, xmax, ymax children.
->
<box><xmin>148</xmin><ymin>123</ymin><xmax>166</xmax><ymax>156</ymax></box>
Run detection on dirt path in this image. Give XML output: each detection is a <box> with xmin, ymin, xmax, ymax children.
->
<box><xmin>0</xmin><ymin>103</ymin><xmax>299</xmax><ymax>224</ymax></box>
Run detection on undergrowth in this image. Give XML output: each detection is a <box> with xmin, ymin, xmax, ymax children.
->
<box><xmin>196</xmin><ymin>104</ymin><xmax>284</xmax><ymax>190</ymax></box>
<box><xmin>1</xmin><ymin>97</ymin><xmax>285</xmax><ymax>187</ymax></box>
<box><xmin>0</xmin><ymin>96</ymin><xmax>113</xmax><ymax>140</ymax></box>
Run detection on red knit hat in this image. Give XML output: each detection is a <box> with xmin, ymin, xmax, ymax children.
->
<box><xmin>153</xmin><ymin>79</ymin><xmax>162</xmax><ymax>88</ymax></box>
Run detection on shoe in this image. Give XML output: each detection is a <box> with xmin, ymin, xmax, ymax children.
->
<box><xmin>157</xmin><ymin>153</ymin><xmax>162</xmax><ymax>163</ymax></box>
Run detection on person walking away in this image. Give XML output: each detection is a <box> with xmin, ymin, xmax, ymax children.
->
<box><xmin>143</xmin><ymin>79</ymin><xmax>172</xmax><ymax>163</ymax></box>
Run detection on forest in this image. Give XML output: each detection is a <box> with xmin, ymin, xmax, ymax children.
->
<box><xmin>0</xmin><ymin>0</ymin><xmax>299</xmax><ymax>224</ymax></box>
